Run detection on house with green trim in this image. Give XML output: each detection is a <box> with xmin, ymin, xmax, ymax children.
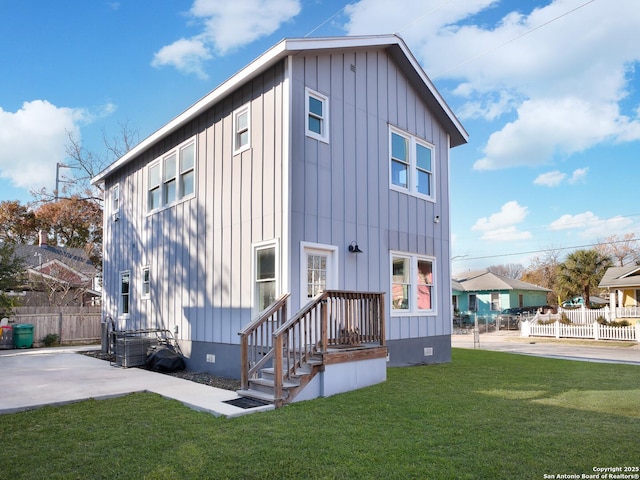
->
<box><xmin>452</xmin><ymin>270</ymin><xmax>550</xmax><ymax>318</ymax></box>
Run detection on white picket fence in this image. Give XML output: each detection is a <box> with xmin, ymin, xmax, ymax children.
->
<box><xmin>521</xmin><ymin>319</ymin><xmax>639</xmax><ymax>342</ymax></box>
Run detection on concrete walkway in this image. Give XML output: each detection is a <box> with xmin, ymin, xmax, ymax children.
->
<box><xmin>2</xmin><ymin>336</ymin><xmax>637</xmax><ymax>418</ymax></box>
<box><xmin>0</xmin><ymin>346</ymin><xmax>274</xmax><ymax>417</ymax></box>
<box><xmin>452</xmin><ymin>331</ymin><xmax>640</xmax><ymax>365</ymax></box>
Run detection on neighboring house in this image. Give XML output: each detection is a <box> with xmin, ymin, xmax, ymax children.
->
<box><xmin>452</xmin><ymin>270</ymin><xmax>550</xmax><ymax>318</ymax></box>
<box><xmin>598</xmin><ymin>264</ymin><xmax>640</xmax><ymax>318</ymax></box>
<box><xmin>91</xmin><ymin>35</ymin><xmax>468</xmax><ymax>391</ymax></box>
<box><xmin>11</xmin><ymin>232</ymin><xmax>99</xmax><ymax>307</ymax></box>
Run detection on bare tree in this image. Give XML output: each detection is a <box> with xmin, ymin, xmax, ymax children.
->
<box><xmin>595</xmin><ymin>233</ymin><xmax>638</xmax><ymax>267</ymax></box>
<box><xmin>487</xmin><ymin>263</ymin><xmax>525</xmax><ymax>279</ymax></box>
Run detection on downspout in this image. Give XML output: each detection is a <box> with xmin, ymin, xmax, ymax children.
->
<box><xmin>282</xmin><ymin>55</ymin><xmax>293</xmax><ymax>309</ymax></box>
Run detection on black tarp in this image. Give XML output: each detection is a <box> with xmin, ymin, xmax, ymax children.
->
<box><xmin>145</xmin><ymin>346</ymin><xmax>186</xmax><ymax>372</ymax></box>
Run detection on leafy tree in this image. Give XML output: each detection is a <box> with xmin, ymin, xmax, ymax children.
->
<box><xmin>0</xmin><ymin>243</ymin><xmax>25</xmax><ymax>316</ymax></box>
<box><xmin>556</xmin><ymin>249</ymin><xmax>612</xmax><ymax>307</ymax></box>
<box><xmin>521</xmin><ymin>248</ymin><xmax>563</xmax><ymax>305</ymax></box>
<box><xmin>0</xmin><ymin>201</ymin><xmax>38</xmax><ymax>244</ymax></box>
<box><xmin>34</xmin><ymin>197</ymin><xmax>103</xmax><ymax>267</ymax></box>
<box><xmin>487</xmin><ymin>263</ymin><xmax>524</xmax><ymax>279</ymax></box>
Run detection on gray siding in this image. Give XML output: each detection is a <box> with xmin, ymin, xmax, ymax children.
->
<box><xmin>289</xmin><ymin>47</ymin><xmax>452</xmax><ymax>341</ymax></box>
<box><xmin>102</xmin><ymin>62</ymin><xmax>287</xmax><ymax>348</ymax></box>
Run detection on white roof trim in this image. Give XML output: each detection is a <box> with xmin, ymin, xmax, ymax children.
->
<box><xmin>92</xmin><ymin>34</ymin><xmax>467</xmax><ymax>185</ymax></box>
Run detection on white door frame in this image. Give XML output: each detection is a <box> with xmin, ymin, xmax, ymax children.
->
<box><xmin>299</xmin><ymin>241</ymin><xmax>339</xmax><ymax>308</ymax></box>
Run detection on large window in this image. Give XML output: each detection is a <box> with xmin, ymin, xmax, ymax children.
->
<box><xmin>119</xmin><ymin>271</ymin><xmax>130</xmax><ymax>316</ymax></box>
<box><xmin>148</xmin><ymin>137</ymin><xmax>196</xmax><ymax>212</ymax></box>
<box><xmin>305</xmin><ymin>87</ymin><xmax>329</xmax><ymax>143</ymax></box>
<box><xmin>233</xmin><ymin>104</ymin><xmax>250</xmax><ymax>154</ymax></box>
<box><xmin>391</xmin><ymin>253</ymin><xmax>435</xmax><ymax>314</ymax></box>
<box><xmin>254</xmin><ymin>242</ymin><xmax>278</xmax><ymax>312</ymax></box>
<box><xmin>389</xmin><ymin>126</ymin><xmax>434</xmax><ymax>200</ymax></box>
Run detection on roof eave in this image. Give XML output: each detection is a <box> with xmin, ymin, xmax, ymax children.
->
<box><xmin>92</xmin><ymin>34</ymin><xmax>468</xmax><ymax>185</ymax></box>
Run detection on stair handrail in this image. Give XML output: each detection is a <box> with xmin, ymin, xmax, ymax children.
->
<box><xmin>238</xmin><ymin>293</ymin><xmax>290</xmax><ymax>390</ymax></box>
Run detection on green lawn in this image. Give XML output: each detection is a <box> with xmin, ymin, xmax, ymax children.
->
<box><xmin>2</xmin><ymin>349</ymin><xmax>638</xmax><ymax>480</ymax></box>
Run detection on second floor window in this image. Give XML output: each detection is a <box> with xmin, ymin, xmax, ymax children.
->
<box><xmin>390</xmin><ymin>126</ymin><xmax>435</xmax><ymax>201</ymax></box>
<box><xmin>306</xmin><ymin>87</ymin><xmax>329</xmax><ymax>143</ymax></box>
<box><xmin>148</xmin><ymin>137</ymin><xmax>196</xmax><ymax>212</ymax></box>
<box><xmin>233</xmin><ymin>104</ymin><xmax>250</xmax><ymax>154</ymax></box>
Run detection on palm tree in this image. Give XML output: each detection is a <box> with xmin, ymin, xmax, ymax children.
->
<box><xmin>556</xmin><ymin>249</ymin><xmax>612</xmax><ymax>307</ymax></box>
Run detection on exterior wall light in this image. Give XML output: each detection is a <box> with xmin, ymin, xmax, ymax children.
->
<box><xmin>348</xmin><ymin>241</ymin><xmax>363</xmax><ymax>253</ymax></box>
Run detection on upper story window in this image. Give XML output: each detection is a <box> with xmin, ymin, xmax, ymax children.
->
<box><xmin>147</xmin><ymin>137</ymin><xmax>196</xmax><ymax>212</ymax></box>
<box><xmin>391</xmin><ymin>252</ymin><xmax>436</xmax><ymax>315</ymax></box>
<box><xmin>389</xmin><ymin>126</ymin><xmax>435</xmax><ymax>201</ymax></box>
<box><xmin>305</xmin><ymin>87</ymin><xmax>329</xmax><ymax>143</ymax></box>
<box><xmin>111</xmin><ymin>184</ymin><xmax>120</xmax><ymax>221</ymax></box>
<box><xmin>233</xmin><ymin>104</ymin><xmax>250</xmax><ymax>154</ymax></box>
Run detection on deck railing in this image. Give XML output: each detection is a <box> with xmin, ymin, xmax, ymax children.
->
<box><xmin>239</xmin><ymin>290</ymin><xmax>385</xmax><ymax>404</ymax></box>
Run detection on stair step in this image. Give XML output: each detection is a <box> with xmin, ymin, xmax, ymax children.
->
<box><xmin>250</xmin><ymin>377</ymin><xmax>299</xmax><ymax>390</ymax></box>
<box><xmin>237</xmin><ymin>389</ymin><xmax>279</xmax><ymax>403</ymax></box>
<box><xmin>262</xmin><ymin>365</ymin><xmax>311</xmax><ymax>380</ymax></box>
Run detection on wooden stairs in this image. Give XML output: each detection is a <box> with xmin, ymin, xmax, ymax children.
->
<box><xmin>237</xmin><ymin>352</ymin><xmax>323</xmax><ymax>405</ymax></box>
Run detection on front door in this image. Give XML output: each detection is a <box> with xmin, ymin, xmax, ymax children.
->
<box><xmin>300</xmin><ymin>243</ymin><xmax>337</xmax><ymax>308</ymax></box>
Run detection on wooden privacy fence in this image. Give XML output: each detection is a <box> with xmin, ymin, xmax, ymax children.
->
<box><xmin>521</xmin><ymin>319</ymin><xmax>639</xmax><ymax>342</ymax></box>
<box><xmin>7</xmin><ymin>307</ymin><xmax>102</xmax><ymax>346</ymax></box>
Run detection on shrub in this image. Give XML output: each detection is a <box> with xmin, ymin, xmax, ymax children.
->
<box><xmin>559</xmin><ymin>313</ymin><xmax>572</xmax><ymax>324</ymax></box>
<box><xmin>42</xmin><ymin>333</ymin><xmax>59</xmax><ymax>347</ymax></box>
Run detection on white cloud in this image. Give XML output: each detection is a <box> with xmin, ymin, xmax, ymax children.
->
<box><xmin>152</xmin><ymin>38</ymin><xmax>212</xmax><ymax>79</ymax></box>
<box><xmin>549</xmin><ymin>212</ymin><xmax>599</xmax><ymax>231</ymax></box>
<box><xmin>534</xmin><ymin>167</ymin><xmax>588</xmax><ymax>187</ymax></box>
<box><xmin>549</xmin><ymin>211</ymin><xmax>634</xmax><ymax>239</ymax></box>
<box><xmin>152</xmin><ymin>0</ymin><xmax>301</xmax><ymax>76</ymax></box>
<box><xmin>471</xmin><ymin>200</ymin><xmax>531</xmax><ymax>241</ymax></box>
<box><xmin>534</xmin><ymin>170</ymin><xmax>565</xmax><ymax>187</ymax></box>
<box><xmin>342</xmin><ymin>0</ymin><xmax>640</xmax><ymax>170</ymax></box>
<box><xmin>0</xmin><ymin>100</ymin><xmax>87</xmax><ymax>190</ymax></box>
<box><xmin>568</xmin><ymin>167</ymin><xmax>588</xmax><ymax>184</ymax></box>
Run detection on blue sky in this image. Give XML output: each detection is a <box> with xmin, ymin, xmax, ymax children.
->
<box><xmin>1</xmin><ymin>0</ymin><xmax>639</xmax><ymax>271</ymax></box>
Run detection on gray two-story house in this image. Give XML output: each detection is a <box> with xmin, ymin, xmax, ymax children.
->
<box><xmin>92</xmin><ymin>35</ymin><xmax>467</xmax><ymax>402</ymax></box>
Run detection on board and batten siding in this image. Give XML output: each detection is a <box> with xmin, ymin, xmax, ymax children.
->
<box><xmin>288</xmin><ymin>47</ymin><xmax>452</xmax><ymax>341</ymax></box>
<box><xmin>102</xmin><ymin>61</ymin><xmax>287</xmax><ymax>346</ymax></box>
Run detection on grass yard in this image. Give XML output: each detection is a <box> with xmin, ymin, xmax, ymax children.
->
<box><xmin>1</xmin><ymin>349</ymin><xmax>638</xmax><ymax>480</ymax></box>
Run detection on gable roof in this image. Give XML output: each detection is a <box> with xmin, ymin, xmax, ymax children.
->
<box><xmin>598</xmin><ymin>264</ymin><xmax>640</xmax><ymax>288</ymax></box>
<box><xmin>14</xmin><ymin>245</ymin><xmax>95</xmax><ymax>277</ymax></box>
<box><xmin>452</xmin><ymin>270</ymin><xmax>550</xmax><ymax>293</ymax></box>
<box><xmin>92</xmin><ymin>34</ymin><xmax>468</xmax><ymax>185</ymax></box>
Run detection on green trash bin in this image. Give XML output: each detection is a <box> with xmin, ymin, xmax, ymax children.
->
<box><xmin>13</xmin><ymin>324</ymin><xmax>34</xmax><ymax>349</ymax></box>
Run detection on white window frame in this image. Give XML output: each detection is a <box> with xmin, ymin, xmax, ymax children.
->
<box><xmin>147</xmin><ymin>136</ymin><xmax>196</xmax><ymax>213</ymax></box>
<box><xmin>233</xmin><ymin>103</ymin><xmax>251</xmax><ymax>155</ymax></box>
<box><xmin>252</xmin><ymin>239</ymin><xmax>280</xmax><ymax>314</ymax></box>
<box><xmin>490</xmin><ymin>292</ymin><xmax>501</xmax><ymax>311</ymax></box>
<box><xmin>111</xmin><ymin>183</ymin><xmax>120</xmax><ymax>221</ymax></box>
<box><xmin>119</xmin><ymin>270</ymin><xmax>131</xmax><ymax>318</ymax></box>
<box><xmin>305</xmin><ymin>87</ymin><xmax>329</xmax><ymax>143</ymax></box>
<box><xmin>141</xmin><ymin>265</ymin><xmax>150</xmax><ymax>299</ymax></box>
<box><xmin>390</xmin><ymin>252</ymin><xmax>436</xmax><ymax>316</ymax></box>
<box><xmin>389</xmin><ymin>125</ymin><xmax>435</xmax><ymax>202</ymax></box>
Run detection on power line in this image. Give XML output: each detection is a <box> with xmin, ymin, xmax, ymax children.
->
<box><xmin>453</xmin><ymin>237</ymin><xmax>639</xmax><ymax>262</ymax></box>
<box><xmin>432</xmin><ymin>0</ymin><xmax>596</xmax><ymax>80</ymax></box>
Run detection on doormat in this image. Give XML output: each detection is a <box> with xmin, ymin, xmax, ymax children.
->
<box><xmin>224</xmin><ymin>396</ymin><xmax>270</xmax><ymax>409</ymax></box>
